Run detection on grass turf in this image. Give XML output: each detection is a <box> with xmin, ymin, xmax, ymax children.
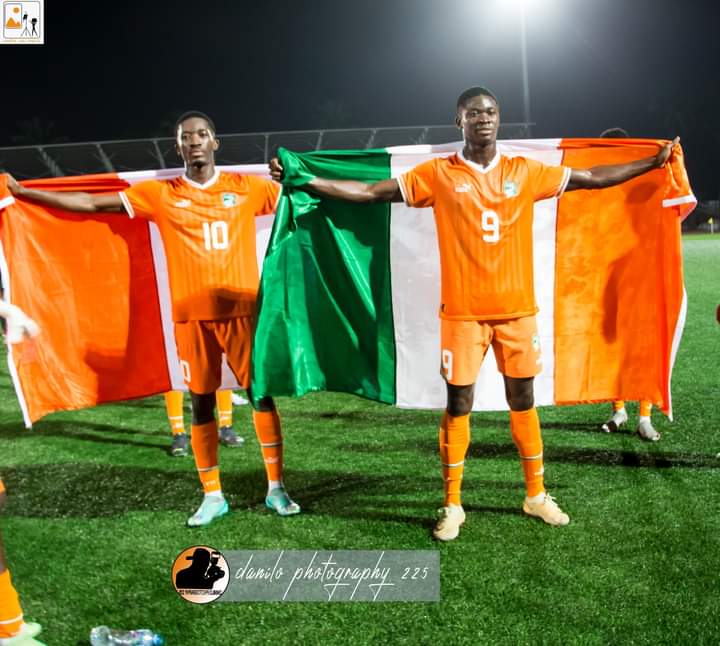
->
<box><xmin>0</xmin><ymin>236</ymin><xmax>718</xmax><ymax>645</ymax></box>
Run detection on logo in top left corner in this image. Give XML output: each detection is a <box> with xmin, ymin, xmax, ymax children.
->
<box><xmin>2</xmin><ymin>1</ymin><xmax>43</xmax><ymax>44</ymax></box>
<box><xmin>172</xmin><ymin>545</ymin><xmax>230</xmax><ymax>604</ymax></box>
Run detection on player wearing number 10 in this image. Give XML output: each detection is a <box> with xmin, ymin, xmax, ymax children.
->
<box><xmin>6</xmin><ymin>111</ymin><xmax>300</xmax><ymax>526</ymax></box>
<box><xmin>270</xmin><ymin>86</ymin><xmax>677</xmax><ymax>541</ymax></box>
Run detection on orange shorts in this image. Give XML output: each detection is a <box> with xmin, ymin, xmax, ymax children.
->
<box><xmin>440</xmin><ymin>315</ymin><xmax>542</xmax><ymax>385</ymax></box>
<box><xmin>174</xmin><ymin>317</ymin><xmax>254</xmax><ymax>394</ymax></box>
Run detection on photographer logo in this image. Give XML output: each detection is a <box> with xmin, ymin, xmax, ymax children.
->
<box><xmin>2</xmin><ymin>1</ymin><xmax>43</xmax><ymax>44</ymax></box>
<box><xmin>172</xmin><ymin>545</ymin><xmax>229</xmax><ymax>604</ymax></box>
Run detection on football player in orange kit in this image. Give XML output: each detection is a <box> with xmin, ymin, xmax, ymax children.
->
<box><xmin>6</xmin><ymin>111</ymin><xmax>300</xmax><ymax>527</ymax></box>
<box><xmin>597</xmin><ymin>127</ymin><xmax>660</xmax><ymax>442</ymax></box>
<box><xmin>0</xmin><ymin>478</ymin><xmax>46</xmax><ymax>646</ymax></box>
<box><xmin>270</xmin><ymin>87</ymin><xmax>677</xmax><ymax>541</ymax></box>
<box><xmin>0</xmin><ymin>305</ymin><xmax>45</xmax><ymax>646</ymax></box>
<box><xmin>165</xmin><ymin>389</ymin><xmax>242</xmax><ymax>458</ymax></box>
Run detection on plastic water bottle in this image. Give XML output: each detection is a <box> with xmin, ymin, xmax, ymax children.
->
<box><xmin>89</xmin><ymin>626</ymin><xmax>165</xmax><ymax>646</ymax></box>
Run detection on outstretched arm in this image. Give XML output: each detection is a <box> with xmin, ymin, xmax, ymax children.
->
<box><xmin>269</xmin><ymin>158</ymin><xmax>403</xmax><ymax>203</ymax></box>
<box><xmin>307</xmin><ymin>176</ymin><xmax>403</xmax><ymax>203</ymax></box>
<box><xmin>566</xmin><ymin>137</ymin><xmax>678</xmax><ymax>191</ymax></box>
<box><xmin>6</xmin><ymin>174</ymin><xmax>125</xmax><ymax>213</ymax></box>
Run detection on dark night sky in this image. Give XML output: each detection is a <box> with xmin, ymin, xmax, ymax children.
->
<box><xmin>2</xmin><ymin>0</ymin><xmax>719</xmax><ymax>196</ymax></box>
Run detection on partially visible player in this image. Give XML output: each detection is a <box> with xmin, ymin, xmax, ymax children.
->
<box><xmin>165</xmin><ymin>389</ymin><xmax>243</xmax><ymax>458</ymax></box>
<box><xmin>0</xmin><ymin>304</ymin><xmax>46</xmax><ymax>646</ymax></box>
<box><xmin>0</xmin><ymin>479</ymin><xmax>45</xmax><ymax>646</ymax></box>
<box><xmin>602</xmin><ymin>399</ymin><xmax>658</xmax><ymax>441</ymax></box>
<box><xmin>6</xmin><ymin>111</ymin><xmax>300</xmax><ymax>527</ymax></box>
<box><xmin>598</xmin><ymin>127</ymin><xmax>660</xmax><ymax>442</ymax></box>
<box><xmin>271</xmin><ymin>87</ymin><xmax>677</xmax><ymax>540</ymax></box>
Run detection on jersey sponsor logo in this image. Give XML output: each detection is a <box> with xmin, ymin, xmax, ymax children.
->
<box><xmin>503</xmin><ymin>180</ymin><xmax>518</xmax><ymax>197</ymax></box>
<box><xmin>454</xmin><ymin>183</ymin><xmax>472</xmax><ymax>193</ymax></box>
<box><xmin>532</xmin><ymin>333</ymin><xmax>540</xmax><ymax>352</ymax></box>
<box><xmin>222</xmin><ymin>193</ymin><xmax>238</xmax><ymax>207</ymax></box>
<box><xmin>174</xmin><ymin>199</ymin><xmax>192</xmax><ymax>208</ymax></box>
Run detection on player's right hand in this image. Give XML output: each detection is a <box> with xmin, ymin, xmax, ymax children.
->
<box><xmin>269</xmin><ymin>158</ymin><xmax>284</xmax><ymax>182</ymax></box>
<box><xmin>5</xmin><ymin>173</ymin><xmax>23</xmax><ymax>196</ymax></box>
<box><xmin>4</xmin><ymin>304</ymin><xmax>40</xmax><ymax>344</ymax></box>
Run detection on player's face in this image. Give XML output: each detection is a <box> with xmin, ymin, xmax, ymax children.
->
<box><xmin>456</xmin><ymin>95</ymin><xmax>500</xmax><ymax>145</ymax></box>
<box><xmin>176</xmin><ymin>117</ymin><xmax>219</xmax><ymax>168</ymax></box>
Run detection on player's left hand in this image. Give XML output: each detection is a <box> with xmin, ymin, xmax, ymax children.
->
<box><xmin>655</xmin><ymin>136</ymin><xmax>679</xmax><ymax>168</ymax></box>
<box><xmin>269</xmin><ymin>158</ymin><xmax>284</xmax><ymax>182</ymax></box>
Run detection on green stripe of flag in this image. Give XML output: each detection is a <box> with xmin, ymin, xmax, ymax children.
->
<box><xmin>251</xmin><ymin>148</ymin><xmax>397</xmax><ymax>404</ymax></box>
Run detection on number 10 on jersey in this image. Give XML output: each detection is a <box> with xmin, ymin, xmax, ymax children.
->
<box><xmin>203</xmin><ymin>221</ymin><xmax>229</xmax><ymax>250</ymax></box>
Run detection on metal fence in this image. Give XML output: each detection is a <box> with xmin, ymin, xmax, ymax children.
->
<box><xmin>0</xmin><ymin>123</ymin><xmax>531</xmax><ymax>179</ymax></box>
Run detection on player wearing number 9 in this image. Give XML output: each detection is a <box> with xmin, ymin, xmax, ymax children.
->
<box><xmin>269</xmin><ymin>86</ymin><xmax>677</xmax><ymax>541</ymax></box>
<box><xmin>5</xmin><ymin>111</ymin><xmax>301</xmax><ymax>527</ymax></box>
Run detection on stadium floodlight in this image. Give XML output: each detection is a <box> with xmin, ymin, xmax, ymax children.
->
<box><xmin>498</xmin><ymin>0</ymin><xmax>535</xmax><ymax>136</ymax></box>
<box><xmin>518</xmin><ymin>0</ymin><xmax>532</xmax><ymax>136</ymax></box>
<box><xmin>503</xmin><ymin>0</ymin><xmax>536</xmax><ymax>11</ymax></box>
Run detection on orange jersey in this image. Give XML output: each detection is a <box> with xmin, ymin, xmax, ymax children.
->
<box><xmin>398</xmin><ymin>152</ymin><xmax>570</xmax><ymax>320</ymax></box>
<box><xmin>120</xmin><ymin>171</ymin><xmax>279</xmax><ymax>322</ymax></box>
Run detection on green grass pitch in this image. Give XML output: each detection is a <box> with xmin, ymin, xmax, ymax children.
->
<box><xmin>0</xmin><ymin>235</ymin><xmax>718</xmax><ymax>645</ymax></box>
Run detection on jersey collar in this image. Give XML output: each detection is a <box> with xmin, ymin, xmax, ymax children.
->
<box><xmin>459</xmin><ymin>149</ymin><xmax>501</xmax><ymax>175</ymax></box>
<box><xmin>182</xmin><ymin>168</ymin><xmax>220</xmax><ymax>189</ymax></box>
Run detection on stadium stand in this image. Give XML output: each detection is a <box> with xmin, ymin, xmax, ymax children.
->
<box><xmin>0</xmin><ymin>124</ymin><xmax>531</xmax><ymax>179</ymax></box>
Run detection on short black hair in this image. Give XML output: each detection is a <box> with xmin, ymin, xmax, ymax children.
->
<box><xmin>599</xmin><ymin>127</ymin><xmax>629</xmax><ymax>139</ymax></box>
<box><xmin>456</xmin><ymin>86</ymin><xmax>499</xmax><ymax>111</ymax></box>
<box><xmin>174</xmin><ymin>111</ymin><xmax>216</xmax><ymax>136</ymax></box>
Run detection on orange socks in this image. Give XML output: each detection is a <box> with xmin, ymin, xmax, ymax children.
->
<box><xmin>216</xmin><ymin>390</ymin><xmax>233</xmax><ymax>428</ymax></box>
<box><xmin>615</xmin><ymin>399</ymin><xmax>652</xmax><ymax>418</ymax></box>
<box><xmin>439</xmin><ymin>413</ymin><xmax>470</xmax><ymax>506</ymax></box>
<box><xmin>166</xmin><ymin>390</ymin><xmax>234</xmax><ymax>433</ymax></box>
<box><xmin>639</xmin><ymin>400</ymin><xmax>652</xmax><ymax>418</ymax></box>
<box><xmin>164</xmin><ymin>391</ymin><xmax>185</xmax><ymax>434</ymax></box>
<box><xmin>509</xmin><ymin>408</ymin><xmax>545</xmax><ymax>498</ymax></box>
<box><xmin>253</xmin><ymin>410</ymin><xmax>284</xmax><ymax>484</ymax></box>
<box><xmin>191</xmin><ymin>420</ymin><xmax>221</xmax><ymax>494</ymax></box>
<box><xmin>0</xmin><ymin>569</ymin><xmax>23</xmax><ymax>639</ymax></box>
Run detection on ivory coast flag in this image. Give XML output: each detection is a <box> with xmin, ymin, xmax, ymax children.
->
<box><xmin>251</xmin><ymin>139</ymin><xmax>695</xmax><ymax>418</ymax></box>
<box><xmin>0</xmin><ymin>139</ymin><xmax>694</xmax><ymax>426</ymax></box>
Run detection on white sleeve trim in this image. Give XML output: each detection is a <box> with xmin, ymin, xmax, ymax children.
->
<box><xmin>0</xmin><ymin>195</ymin><xmax>15</xmax><ymax>210</ymax></box>
<box><xmin>118</xmin><ymin>191</ymin><xmax>135</xmax><ymax>218</ymax></box>
<box><xmin>396</xmin><ymin>175</ymin><xmax>410</xmax><ymax>205</ymax></box>
<box><xmin>662</xmin><ymin>194</ymin><xmax>696</xmax><ymax>208</ymax></box>
<box><xmin>556</xmin><ymin>167</ymin><xmax>572</xmax><ymax>198</ymax></box>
